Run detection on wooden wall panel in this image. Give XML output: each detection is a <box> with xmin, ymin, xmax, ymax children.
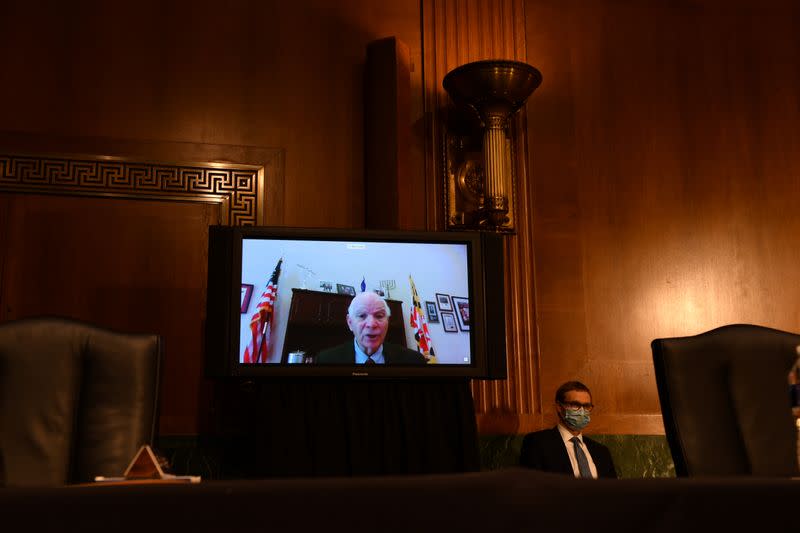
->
<box><xmin>0</xmin><ymin>139</ymin><xmax>279</xmax><ymax>435</ymax></box>
<box><xmin>10</xmin><ymin>0</ymin><xmax>797</xmax><ymax>440</ymax></box>
<box><xmin>364</xmin><ymin>38</ymin><xmax>419</xmax><ymax>230</ymax></box>
<box><xmin>0</xmin><ymin>193</ymin><xmax>216</xmax><ymax>434</ymax></box>
<box><xmin>525</xmin><ymin>0</ymin><xmax>800</xmax><ymax>434</ymax></box>
<box><xmin>0</xmin><ymin>0</ymin><xmax>424</xmax><ymax>231</ymax></box>
<box><xmin>423</xmin><ymin>0</ymin><xmax>541</xmax><ymax>434</ymax></box>
<box><xmin>424</xmin><ymin>0</ymin><xmax>800</xmax><ymax>436</ymax></box>
<box><xmin>0</xmin><ymin>0</ymin><xmax>424</xmax><ymax>437</ymax></box>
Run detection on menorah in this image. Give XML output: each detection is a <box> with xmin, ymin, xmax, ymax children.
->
<box><xmin>379</xmin><ymin>279</ymin><xmax>396</xmax><ymax>299</ymax></box>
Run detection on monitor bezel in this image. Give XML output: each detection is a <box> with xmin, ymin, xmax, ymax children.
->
<box><xmin>206</xmin><ymin>225</ymin><xmax>494</xmax><ymax>379</ymax></box>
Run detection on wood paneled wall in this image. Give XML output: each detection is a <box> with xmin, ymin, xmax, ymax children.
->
<box><xmin>0</xmin><ymin>137</ymin><xmax>281</xmax><ymax>435</ymax></box>
<box><xmin>0</xmin><ymin>0</ymin><xmax>425</xmax><ymax>231</ymax></box>
<box><xmin>424</xmin><ymin>0</ymin><xmax>800</xmax><ymax>435</ymax></box>
<box><xmin>423</xmin><ymin>0</ymin><xmax>542</xmax><ymax>434</ymax></box>
<box><xmin>4</xmin><ymin>0</ymin><xmax>799</xmax><ymax>438</ymax></box>
<box><xmin>0</xmin><ymin>0</ymin><xmax>425</xmax><ymax>436</ymax></box>
<box><xmin>524</xmin><ymin>0</ymin><xmax>800</xmax><ymax>434</ymax></box>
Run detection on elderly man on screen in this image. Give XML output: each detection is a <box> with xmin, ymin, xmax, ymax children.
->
<box><xmin>519</xmin><ymin>381</ymin><xmax>617</xmax><ymax>479</ymax></box>
<box><xmin>316</xmin><ymin>291</ymin><xmax>426</xmax><ymax>365</ymax></box>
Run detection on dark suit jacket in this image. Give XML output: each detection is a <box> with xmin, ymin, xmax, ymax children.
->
<box><xmin>316</xmin><ymin>341</ymin><xmax>427</xmax><ymax>365</ymax></box>
<box><xmin>519</xmin><ymin>426</ymin><xmax>617</xmax><ymax>478</ymax></box>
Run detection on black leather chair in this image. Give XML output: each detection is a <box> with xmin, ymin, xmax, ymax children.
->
<box><xmin>0</xmin><ymin>317</ymin><xmax>161</xmax><ymax>486</ymax></box>
<box><xmin>652</xmin><ymin>324</ymin><xmax>800</xmax><ymax>477</ymax></box>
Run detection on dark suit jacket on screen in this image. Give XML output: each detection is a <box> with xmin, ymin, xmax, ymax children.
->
<box><xmin>519</xmin><ymin>426</ymin><xmax>617</xmax><ymax>478</ymax></box>
<box><xmin>316</xmin><ymin>341</ymin><xmax>427</xmax><ymax>365</ymax></box>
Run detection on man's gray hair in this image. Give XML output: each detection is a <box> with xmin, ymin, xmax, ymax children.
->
<box><xmin>347</xmin><ymin>291</ymin><xmax>391</xmax><ymax>317</ymax></box>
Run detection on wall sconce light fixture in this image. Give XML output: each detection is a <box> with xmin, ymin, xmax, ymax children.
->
<box><xmin>442</xmin><ymin>60</ymin><xmax>542</xmax><ymax>233</ymax></box>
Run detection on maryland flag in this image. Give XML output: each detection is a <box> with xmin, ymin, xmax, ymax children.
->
<box><xmin>409</xmin><ymin>275</ymin><xmax>437</xmax><ymax>363</ymax></box>
<box><xmin>243</xmin><ymin>258</ymin><xmax>282</xmax><ymax>363</ymax></box>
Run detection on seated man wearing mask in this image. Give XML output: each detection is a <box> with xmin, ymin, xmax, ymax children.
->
<box><xmin>316</xmin><ymin>291</ymin><xmax>427</xmax><ymax>365</ymax></box>
<box><xmin>519</xmin><ymin>381</ymin><xmax>617</xmax><ymax>478</ymax></box>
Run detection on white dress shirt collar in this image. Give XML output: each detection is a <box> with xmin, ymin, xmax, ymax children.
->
<box><xmin>353</xmin><ymin>339</ymin><xmax>385</xmax><ymax>364</ymax></box>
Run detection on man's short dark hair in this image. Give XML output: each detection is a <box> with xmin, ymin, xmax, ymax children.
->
<box><xmin>555</xmin><ymin>381</ymin><xmax>592</xmax><ymax>403</ymax></box>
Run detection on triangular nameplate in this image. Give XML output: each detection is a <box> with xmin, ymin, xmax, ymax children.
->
<box><xmin>123</xmin><ymin>445</ymin><xmax>167</xmax><ymax>480</ymax></box>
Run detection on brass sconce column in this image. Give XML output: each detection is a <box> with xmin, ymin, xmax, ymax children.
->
<box><xmin>442</xmin><ymin>60</ymin><xmax>542</xmax><ymax>232</ymax></box>
<box><xmin>484</xmin><ymin>114</ymin><xmax>510</xmax><ymax>226</ymax></box>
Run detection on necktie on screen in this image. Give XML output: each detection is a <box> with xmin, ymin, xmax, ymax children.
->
<box><xmin>365</xmin><ymin>357</ymin><xmax>376</xmax><ymax>365</ymax></box>
<box><xmin>570</xmin><ymin>436</ymin><xmax>593</xmax><ymax>478</ymax></box>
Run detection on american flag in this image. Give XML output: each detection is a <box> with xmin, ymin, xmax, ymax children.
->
<box><xmin>409</xmin><ymin>275</ymin><xmax>436</xmax><ymax>363</ymax></box>
<box><xmin>243</xmin><ymin>258</ymin><xmax>282</xmax><ymax>364</ymax></box>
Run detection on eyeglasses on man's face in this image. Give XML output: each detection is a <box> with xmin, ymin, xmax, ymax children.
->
<box><xmin>559</xmin><ymin>401</ymin><xmax>594</xmax><ymax>412</ymax></box>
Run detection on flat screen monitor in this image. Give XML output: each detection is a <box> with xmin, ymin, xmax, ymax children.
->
<box><xmin>205</xmin><ymin>226</ymin><xmax>506</xmax><ymax>379</ymax></box>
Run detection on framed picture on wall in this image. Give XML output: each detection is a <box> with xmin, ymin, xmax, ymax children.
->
<box><xmin>451</xmin><ymin>296</ymin><xmax>470</xmax><ymax>331</ymax></box>
<box><xmin>425</xmin><ymin>301</ymin><xmax>439</xmax><ymax>323</ymax></box>
<box><xmin>441</xmin><ymin>312</ymin><xmax>458</xmax><ymax>332</ymax></box>
<box><xmin>241</xmin><ymin>284</ymin><xmax>254</xmax><ymax>313</ymax></box>
<box><xmin>436</xmin><ymin>293</ymin><xmax>453</xmax><ymax>312</ymax></box>
<box><xmin>337</xmin><ymin>284</ymin><xmax>356</xmax><ymax>296</ymax></box>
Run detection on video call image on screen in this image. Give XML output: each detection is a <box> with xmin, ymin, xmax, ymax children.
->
<box><xmin>239</xmin><ymin>238</ymin><xmax>472</xmax><ymax>365</ymax></box>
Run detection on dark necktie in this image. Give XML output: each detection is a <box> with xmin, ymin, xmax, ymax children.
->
<box><xmin>570</xmin><ymin>436</ymin><xmax>593</xmax><ymax>478</ymax></box>
<box><xmin>365</xmin><ymin>356</ymin><xmax>376</xmax><ymax>365</ymax></box>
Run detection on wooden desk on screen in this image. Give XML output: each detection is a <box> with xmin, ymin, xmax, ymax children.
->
<box><xmin>280</xmin><ymin>288</ymin><xmax>407</xmax><ymax>363</ymax></box>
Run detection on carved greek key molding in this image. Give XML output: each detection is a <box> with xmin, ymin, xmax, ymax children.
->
<box><xmin>0</xmin><ymin>154</ymin><xmax>262</xmax><ymax>226</ymax></box>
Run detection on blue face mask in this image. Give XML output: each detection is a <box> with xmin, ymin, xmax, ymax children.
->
<box><xmin>563</xmin><ymin>408</ymin><xmax>591</xmax><ymax>430</ymax></box>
